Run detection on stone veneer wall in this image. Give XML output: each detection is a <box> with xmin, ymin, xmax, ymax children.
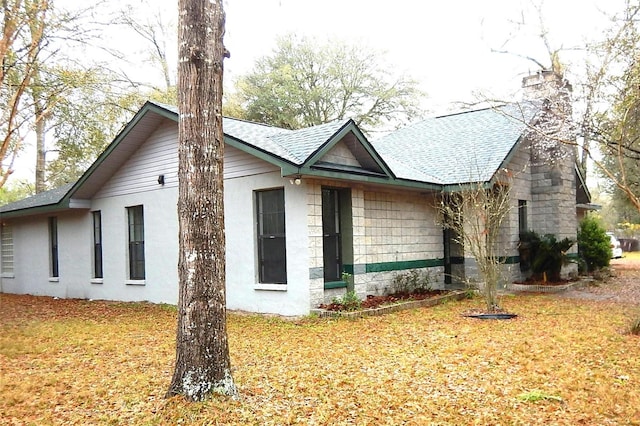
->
<box><xmin>361</xmin><ymin>191</ymin><xmax>444</xmax><ymax>296</ymax></box>
<box><xmin>460</xmin><ymin>139</ymin><xmax>534</xmax><ymax>288</ymax></box>
<box><xmin>306</xmin><ymin>180</ymin><xmax>444</xmax><ymax>308</ymax></box>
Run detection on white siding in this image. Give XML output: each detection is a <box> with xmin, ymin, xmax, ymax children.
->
<box><xmin>225</xmin><ymin>171</ymin><xmax>311</xmax><ymax>316</ymax></box>
<box><xmin>88</xmin><ymin>188</ymin><xmax>180</xmax><ymax>304</ymax></box>
<box><xmin>225</xmin><ymin>145</ymin><xmax>279</xmax><ymax>178</ymax></box>
<box><xmin>95</xmin><ymin>121</ymin><xmax>179</xmax><ymax>199</ymax></box>
<box><xmin>95</xmin><ymin>121</ymin><xmax>279</xmax><ymax>200</ymax></box>
<box><xmin>0</xmin><ymin>212</ymin><xmax>92</xmax><ymax>298</ymax></box>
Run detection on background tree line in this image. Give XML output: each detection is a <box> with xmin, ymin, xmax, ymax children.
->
<box><xmin>3</xmin><ymin>0</ymin><xmax>640</xmax><ymax>227</ymax></box>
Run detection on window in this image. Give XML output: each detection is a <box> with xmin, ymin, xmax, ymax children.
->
<box><xmin>256</xmin><ymin>188</ymin><xmax>286</xmax><ymax>283</ymax></box>
<box><xmin>518</xmin><ymin>200</ymin><xmax>528</xmax><ymax>236</ymax></box>
<box><xmin>49</xmin><ymin>217</ymin><xmax>59</xmax><ymax>278</ymax></box>
<box><xmin>127</xmin><ymin>205</ymin><xmax>145</xmax><ymax>280</ymax></box>
<box><xmin>93</xmin><ymin>211</ymin><xmax>103</xmax><ymax>279</ymax></box>
<box><xmin>1</xmin><ymin>223</ymin><xmax>13</xmax><ymax>276</ymax></box>
<box><xmin>322</xmin><ymin>188</ymin><xmax>342</xmax><ymax>282</ymax></box>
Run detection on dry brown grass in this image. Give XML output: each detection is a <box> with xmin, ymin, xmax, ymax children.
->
<box><xmin>1</xmin><ymin>279</ymin><xmax>640</xmax><ymax>425</ymax></box>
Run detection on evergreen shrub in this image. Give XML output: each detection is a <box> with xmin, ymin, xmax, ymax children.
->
<box><xmin>577</xmin><ymin>215</ymin><xmax>611</xmax><ymax>272</ymax></box>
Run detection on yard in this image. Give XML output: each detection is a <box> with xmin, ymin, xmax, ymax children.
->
<box><xmin>1</xmin><ymin>262</ymin><xmax>640</xmax><ymax>425</ymax></box>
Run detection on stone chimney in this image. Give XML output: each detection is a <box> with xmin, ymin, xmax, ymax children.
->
<box><xmin>522</xmin><ymin>69</ymin><xmax>572</xmax><ymax>102</ymax></box>
<box><xmin>521</xmin><ymin>69</ymin><xmax>575</xmax><ymax>165</ymax></box>
<box><xmin>523</xmin><ymin>70</ymin><xmax>578</xmax><ymax>263</ymax></box>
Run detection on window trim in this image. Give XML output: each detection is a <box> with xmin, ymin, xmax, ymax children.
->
<box><xmin>92</xmin><ymin>211</ymin><xmax>103</xmax><ymax>279</ymax></box>
<box><xmin>518</xmin><ymin>200</ymin><xmax>528</xmax><ymax>236</ymax></box>
<box><xmin>322</xmin><ymin>187</ymin><xmax>343</xmax><ymax>283</ymax></box>
<box><xmin>255</xmin><ymin>188</ymin><xmax>287</xmax><ymax>284</ymax></box>
<box><xmin>127</xmin><ymin>205</ymin><xmax>145</xmax><ymax>281</ymax></box>
<box><xmin>48</xmin><ymin>217</ymin><xmax>59</xmax><ymax>278</ymax></box>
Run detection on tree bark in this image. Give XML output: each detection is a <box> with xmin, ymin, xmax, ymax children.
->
<box><xmin>166</xmin><ymin>0</ymin><xmax>236</xmax><ymax>401</ymax></box>
<box><xmin>34</xmin><ymin>86</ymin><xmax>47</xmax><ymax>193</ymax></box>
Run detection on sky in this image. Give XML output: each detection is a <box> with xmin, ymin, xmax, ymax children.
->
<box><xmin>110</xmin><ymin>0</ymin><xmax>624</xmax><ymax>111</ymax></box>
<box><xmin>222</xmin><ymin>0</ymin><xmax>622</xmax><ymax>111</ymax></box>
<box><xmin>8</xmin><ymin>0</ymin><xmax>626</xmax><ymax>184</ymax></box>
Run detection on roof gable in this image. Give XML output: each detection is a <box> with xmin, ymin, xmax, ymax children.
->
<box><xmin>300</xmin><ymin>120</ymin><xmax>394</xmax><ymax>179</ymax></box>
<box><xmin>320</xmin><ymin>140</ymin><xmax>361</xmax><ymax>167</ymax></box>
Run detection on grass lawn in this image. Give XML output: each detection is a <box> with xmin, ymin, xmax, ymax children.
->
<box><xmin>1</xmin><ymin>282</ymin><xmax>639</xmax><ymax>425</ymax></box>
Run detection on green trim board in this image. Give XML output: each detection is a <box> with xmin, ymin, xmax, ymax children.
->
<box><xmin>365</xmin><ymin>258</ymin><xmax>445</xmax><ymax>273</ymax></box>
<box><xmin>324</xmin><ymin>281</ymin><xmax>348</xmax><ymax>289</ymax></box>
<box><xmin>0</xmin><ymin>203</ymin><xmax>71</xmax><ymax>219</ymax></box>
<box><xmin>494</xmin><ymin>256</ymin><xmax>520</xmax><ymax>264</ymax></box>
<box><xmin>224</xmin><ymin>135</ymin><xmax>299</xmax><ymax>170</ymax></box>
<box><xmin>332</xmin><ymin>256</ymin><xmax>521</xmax><ymax>276</ymax></box>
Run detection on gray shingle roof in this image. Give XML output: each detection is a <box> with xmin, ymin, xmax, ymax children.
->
<box><xmin>222</xmin><ymin>117</ymin><xmax>351</xmax><ymax>165</ymax></box>
<box><xmin>0</xmin><ymin>182</ymin><xmax>74</xmax><ymax>213</ymax></box>
<box><xmin>1</xmin><ymin>101</ymin><xmax>540</xmax><ymax>216</ymax></box>
<box><xmin>269</xmin><ymin>119</ymin><xmax>351</xmax><ymax>164</ymax></box>
<box><xmin>161</xmin><ymin>102</ymin><xmax>350</xmax><ymax>166</ymax></box>
<box><xmin>373</xmin><ymin>103</ymin><xmax>539</xmax><ymax>185</ymax></box>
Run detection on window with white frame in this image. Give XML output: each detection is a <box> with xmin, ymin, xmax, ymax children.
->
<box><xmin>1</xmin><ymin>223</ymin><xmax>13</xmax><ymax>276</ymax></box>
<box><xmin>256</xmin><ymin>188</ymin><xmax>287</xmax><ymax>283</ymax></box>
<box><xmin>93</xmin><ymin>211</ymin><xmax>103</xmax><ymax>279</ymax></box>
<box><xmin>127</xmin><ymin>205</ymin><xmax>145</xmax><ymax>280</ymax></box>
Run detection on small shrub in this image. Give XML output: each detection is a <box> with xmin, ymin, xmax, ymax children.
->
<box><xmin>578</xmin><ymin>215</ymin><xmax>611</xmax><ymax>273</ymax></box>
<box><xmin>521</xmin><ymin>231</ymin><xmax>574</xmax><ymax>282</ymax></box>
<box><xmin>392</xmin><ymin>269</ymin><xmax>432</xmax><ymax>295</ymax></box>
<box><xmin>463</xmin><ymin>287</ymin><xmax>477</xmax><ymax>299</ymax></box>
<box><xmin>331</xmin><ymin>291</ymin><xmax>361</xmax><ymax>311</ymax></box>
<box><xmin>341</xmin><ymin>272</ymin><xmax>354</xmax><ymax>292</ymax></box>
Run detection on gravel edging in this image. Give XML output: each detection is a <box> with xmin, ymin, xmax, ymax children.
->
<box><xmin>310</xmin><ymin>290</ymin><xmax>467</xmax><ymax>319</ymax></box>
<box><xmin>507</xmin><ymin>278</ymin><xmax>594</xmax><ymax>294</ymax></box>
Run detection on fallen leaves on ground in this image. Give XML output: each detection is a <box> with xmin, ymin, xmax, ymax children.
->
<box><xmin>1</xmin><ymin>273</ymin><xmax>640</xmax><ymax>425</ymax></box>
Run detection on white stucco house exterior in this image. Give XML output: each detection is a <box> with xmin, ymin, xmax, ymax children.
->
<box><xmin>0</xmin><ymin>72</ymin><xmax>591</xmax><ymax>315</ymax></box>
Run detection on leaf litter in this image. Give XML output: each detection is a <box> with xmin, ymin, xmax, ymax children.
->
<box><xmin>1</xmin><ymin>269</ymin><xmax>640</xmax><ymax>425</ymax></box>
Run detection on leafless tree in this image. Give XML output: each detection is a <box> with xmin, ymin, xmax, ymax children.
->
<box><xmin>439</xmin><ymin>172</ymin><xmax>513</xmax><ymax>313</ymax></box>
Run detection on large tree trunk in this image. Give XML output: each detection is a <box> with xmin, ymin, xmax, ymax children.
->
<box><xmin>34</xmin><ymin>100</ymin><xmax>47</xmax><ymax>193</ymax></box>
<box><xmin>166</xmin><ymin>0</ymin><xmax>236</xmax><ymax>401</ymax></box>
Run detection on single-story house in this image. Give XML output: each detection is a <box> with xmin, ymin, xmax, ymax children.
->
<box><xmin>0</xmin><ymin>72</ymin><xmax>590</xmax><ymax>315</ymax></box>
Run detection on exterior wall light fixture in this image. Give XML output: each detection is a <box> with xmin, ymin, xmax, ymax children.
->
<box><xmin>289</xmin><ymin>176</ymin><xmax>301</xmax><ymax>185</ymax></box>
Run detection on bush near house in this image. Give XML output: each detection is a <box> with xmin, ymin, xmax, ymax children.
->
<box><xmin>520</xmin><ymin>230</ymin><xmax>574</xmax><ymax>282</ymax></box>
<box><xmin>577</xmin><ymin>215</ymin><xmax>612</xmax><ymax>272</ymax></box>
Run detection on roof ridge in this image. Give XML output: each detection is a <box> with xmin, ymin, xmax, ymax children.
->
<box><xmin>223</xmin><ymin>115</ymin><xmax>291</xmax><ymax>131</ymax></box>
<box><xmin>433</xmin><ymin>103</ymin><xmax>510</xmax><ymax>119</ymax></box>
<box><xmin>145</xmin><ymin>99</ymin><xmax>292</xmax><ymax>133</ymax></box>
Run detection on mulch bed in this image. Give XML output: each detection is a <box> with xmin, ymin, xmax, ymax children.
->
<box><xmin>320</xmin><ymin>289</ymin><xmax>449</xmax><ymax>312</ymax></box>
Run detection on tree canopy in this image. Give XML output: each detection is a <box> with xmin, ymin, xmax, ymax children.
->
<box><xmin>582</xmin><ymin>2</ymin><xmax>640</xmax><ymax>217</ymax></box>
<box><xmin>0</xmin><ymin>0</ymin><xmax>50</xmax><ymax>188</ymax></box>
<box><xmin>225</xmin><ymin>34</ymin><xmax>425</xmax><ymax>135</ymax></box>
